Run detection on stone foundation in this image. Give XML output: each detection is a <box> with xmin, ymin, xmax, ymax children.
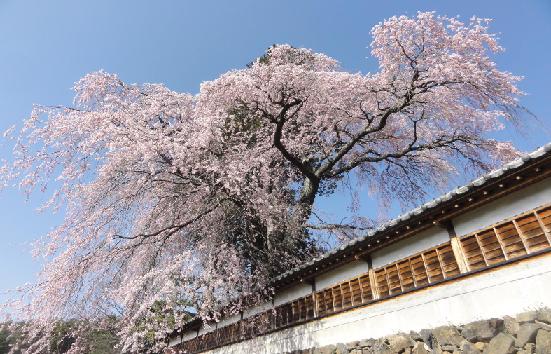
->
<box><xmin>286</xmin><ymin>309</ymin><xmax>551</xmax><ymax>354</ymax></box>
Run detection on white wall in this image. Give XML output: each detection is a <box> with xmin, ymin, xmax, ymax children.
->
<box><xmin>371</xmin><ymin>226</ymin><xmax>449</xmax><ymax>269</ymax></box>
<box><xmin>243</xmin><ymin>301</ymin><xmax>273</xmax><ymax>318</ymax></box>
<box><xmin>181</xmin><ymin>331</ymin><xmax>197</xmax><ymax>341</ymax></box>
<box><xmin>168</xmin><ymin>336</ymin><xmax>182</xmax><ymax>347</ymax></box>
<box><xmin>273</xmin><ymin>283</ymin><xmax>312</xmax><ymax>306</ymax></box>
<box><xmin>172</xmin><ymin>177</ymin><xmax>551</xmax><ymax>350</ymax></box>
<box><xmin>198</xmin><ymin>323</ymin><xmax>216</xmax><ymax>336</ymax></box>
<box><xmin>453</xmin><ymin>178</ymin><xmax>551</xmax><ymax>236</ymax></box>
<box><xmin>315</xmin><ymin>260</ymin><xmax>370</xmax><ymax>290</ymax></box>
<box><xmin>201</xmin><ymin>253</ymin><xmax>551</xmax><ymax>354</ymax></box>
<box><xmin>168</xmin><ymin>330</ymin><xmax>198</xmax><ymax>346</ymax></box>
<box><xmin>216</xmin><ymin>313</ymin><xmax>241</xmax><ymax>329</ymax></box>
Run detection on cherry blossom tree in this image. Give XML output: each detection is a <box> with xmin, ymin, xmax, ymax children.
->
<box><xmin>1</xmin><ymin>12</ymin><xmax>523</xmax><ymax>353</ymax></box>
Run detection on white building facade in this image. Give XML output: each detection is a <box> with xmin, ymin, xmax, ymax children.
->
<box><xmin>167</xmin><ymin>144</ymin><xmax>551</xmax><ymax>354</ymax></box>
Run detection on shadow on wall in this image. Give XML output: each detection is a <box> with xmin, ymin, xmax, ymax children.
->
<box><xmin>209</xmin><ymin>320</ymin><xmax>324</xmax><ymax>354</ymax></box>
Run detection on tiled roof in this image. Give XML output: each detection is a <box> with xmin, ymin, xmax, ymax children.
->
<box><xmin>174</xmin><ymin>142</ymin><xmax>551</xmax><ymax>335</ymax></box>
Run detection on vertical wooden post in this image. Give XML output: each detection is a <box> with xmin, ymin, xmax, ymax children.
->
<box><xmin>442</xmin><ymin>220</ymin><xmax>469</xmax><ymax>274</ymax></box>
<box><xmin>311</xmin><ymin>278</ymin><xmax>318</xmax><ymax>319</ymax></box>
<box><xmin>365</xmin><ymin>254</ymin><xmax>380</xmax><ymax>300</ymax></box>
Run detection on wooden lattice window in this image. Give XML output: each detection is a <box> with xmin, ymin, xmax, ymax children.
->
<box><xmin>275</xmin><ymin>302</ymin><xmax>292</xmax><ymax>328</ymax></box>
<box><xmin>516</xmin><ymin>213</ymin><xmax>549</xmax><ymax>252</ymax></box>
<box><xmin>459</xmin><ymin>234</ymin><xmax>487</xmax><ymax>271</ymax></box>
<box><xmin>359</xmin><ymin>274</ymin><xmax>373</xmax><ymax>303</ymax></box>
<box><xmin>536</xmin><ymin>206</ymin><xmax>551</xmax><ymax>235</ymax></box>
<box><xmin>291</xmin><ymin>299</ymin><xmax>300</xmax><ymax>323</ymax></box>
<box><xmin>460</xmin><ymin>204</ymin><xmax>551</xmax><ymax>271</ymax></box>
<box><xmin>372</xmin><ymin>241</ymin><xmax>459</xmax><ymax>299</ymax></box>
<box><xmin>495</xmin><ymin>221</ymin><xmax>526</xmax><ymax>259</ymax></box>
<box><xmin>436</xmin><ymin>243</ymin><xmax>461</xmax><ymax>278</ymax></box>
<box><xmin>423</xmin><ymin>249</ymin><xmax>444</xmax><ymax>282</ymax></box>
<box><xmin>409</xmin><ymin>254</ymin><xmax>429</xmax><ymax>287</ymax></box>
<box><xmin>314</xmin><ymin>291</ymin><xmax>325</xmax><ymax>316</ymax></box>
<box><xmin>349</xmin><ymin>278</ymin><xmax>362</xmax><ymax>305</ymax></box>
<box><xmin>305</xmin><ymin>295</ymin><xmax>315</xmax><ymax>319</ymax></box>
<box><xmin>341</xmin><ymin>282</ymin><xmax>353</xmax><ymax>309</ymax></box>
<box><xmin>479</xmin><ymin>229</ymin><xmax>505</xmax><ymax>264</ymax></box>
<box><xmin>397</xmin><ymin>259</ymin><xmax>415</xmax><ymax>291</ymax></box>
<box><xmin>332</xmin><ymin>285</ymin><xmax>343</xmax><ymax>311</ymax></box>
<box><xmin>387</xmin><ymin>264</ymin><xmax>402</xmax><ymax>294</ymax></box>
<box><xmin>312</xmin><ymin>273</ymin><xmax>374</xmax><ymax>316</ymax></box>
<box><xmin>374</xmin><ymin>268</ymin><xmax>390</xmax><ymax>297</ymax></box>
<box><xmin>323</xmin><ymin>288</ymin><xmax>333</xmax><ymax>314</ymax></box>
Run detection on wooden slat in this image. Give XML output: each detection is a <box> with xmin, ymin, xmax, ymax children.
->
<box><xmin>437</xmin><ymin>244</ymin><xmax>460</xmax><ymax>277</ymax></box>
<box><xmin>534</xmin><ymin>210</ymin><xmax>551</xmax><ymax>245</ymax></box>
<box><xmin>435</xmin><ymin>247</ymin><xmax>447</xmax><ymax>279</ymax></box>
<box><xmin>387</xmin><ymin>264</ymin><xmax>402</xmax><ymax>294</ymax></box>
<box><xmin>423</xmin><ymin>250</ymin><xmax>444</xmax><ymax>283</ymax></box>
<box><xmin>473</xmin><ymin>233</ymin><xmax>490</xmax><ymax>267</ymax></box>
<box><xmin>477</xmin><ymin>229</ymin><xmax>506</xmax><ymax>265</ymax></box>
<box><xmin>398</xmin><ymin>259</ymin><xmax>415</xmax><ymax>290</ymax></box>
<box><xmin>349</xmin><ymin>278</ymin><xmax>362</xmax><ymax>306</ymax></box>
<box><xmin>315</xmin><ymin>291</ymin><xmax>325</xmax><ymax>317</ymax></box>
<box><xmin>341</xmin><ymin>282</ymin><xmax>353</xmax><ymax>309</ymax></box>
<box><xmin>408</xmin><ymin>258</ymin><xmax>418</xmax><ymax>287</ymax></box>
<box><xmin>495</xmin><ymin>222</ymin><xmax>527</xmax><ymax>259</ymax></box>
<box><xmin>410</xmin><ymin>254</ymin><xmax>429</xmax><ymax>286</ymax></box>
<box><xmin>291</xmin><ymin>300</ymin><xmax>299</xmax><ymax>322</ymax></box>
<box><xmin>493</xmin><ymin>227</ymin><xmax>509</xmax><ymax>261</ymax></box>
<box><xmin>379</xmin><ymin>268</ymin><xmax>390</xmax><ymax>297</ymax></box>
<box><xmin>360</xmin><ymin>273</ymin><xmax>374</xmax><ymax>303</ymax></box>
<box><xmin>310</xmin><ymin>293</ymin><xmax>317</xmax><ymax>319</ymax></box>
<box><xmin>332</xmin><ymin>285</ymin><xmax>343</xmax><ymax>311</ymax></box>
<box><xmin>460</xmin><ymin>235</ymin><xmax>486</xmax><ymax>270</ymax></box>
<box><xmin>512</xmin><ymin>219</ymin><xmax>531</xmax><ymax>254</ymax></box>
<box><xmin>323</xmin><ymin>289</ymin><xmax>333</xmax><ymax>315</ymax></box>
<box><xmin>516</xmin><ymin>214</ymin><xmax>549</xmax><ymax>252</ymax></box>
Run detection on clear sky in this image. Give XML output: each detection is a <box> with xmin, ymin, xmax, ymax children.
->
<box><xmin>0</xmin><ymin>0</ymin><xmax>550</xmax><ymax>296</ymax></box>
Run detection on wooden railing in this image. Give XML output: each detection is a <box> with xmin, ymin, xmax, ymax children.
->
<box><xmin>176</xmin><ymin>204</ymin><xmax>551</xmax><ymax>353</ymax></box>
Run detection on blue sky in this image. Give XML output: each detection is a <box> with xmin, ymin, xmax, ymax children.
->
<box><xmin>0</xmin><ymin>0</ymin><xmax>550</xmax><ymax>296</ymax></box>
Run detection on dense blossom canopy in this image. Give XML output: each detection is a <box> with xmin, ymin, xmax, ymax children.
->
<box><xmin>1</xmin><ymin>12</ymin><xmax>522</xmax><ymax>353</ymax></box>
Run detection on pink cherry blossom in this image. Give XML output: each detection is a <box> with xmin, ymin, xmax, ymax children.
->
<box><xmin>1</xmin><ymin>12</ymin><xmax>522</xmax><ymax>353</ymax></box>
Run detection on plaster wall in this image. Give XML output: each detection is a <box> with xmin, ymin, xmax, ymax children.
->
<box><xmin>168</xmin><ymin>336</ymin><xmax>182</xmax><ymax>347</ymax></box>
<box><xmin>273</xmin><ymin>283</ymin><xmax>312</xmax><ymax>306</ymax></box>
<box><xmin>198</xmin><ymin>323</ymin><xmax>216</xmax><ymax>336</ymax></box>
<box><xmin>201</xmin><ymin>253</ymin><xmax>551</xmax><ymax>354</ymax></box>
<box><xmin>174</xmin><ymin>313</ymin><xmax>242</xmax><ymax>346</ymax></box>
<box><xmin>243</xmin><ymin>301</ymin><xmax>273</xmax><ymax>318</ymax></box>
<box><xmin>371</xmin><ymin>226</ymin><xmax>449</xmax><ymax>269</ymax></box>
<box><xmin>216</xmin><ymin>313</ymin><xmax>241</xmax><ymax>329</ymax></box>
<box><xmin>315</xmin><ymin>260</ymin><xmax>370</xmax><ymax>290</ymax></box>
<box><xmin>181</xmin><ymin>331</ymin><xmax>198</xmax><ymax>341</ymax></box>
<box><xmin>453</xmin><ymin>177</ymin><xmax>551</xmax><ymax>236</ymax></box>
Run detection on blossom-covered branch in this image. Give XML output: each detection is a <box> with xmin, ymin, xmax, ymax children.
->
<box><xmin>1</xmin><ymin>12</ymin><xmax>523</xmax><ymax>353</ymax></box>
